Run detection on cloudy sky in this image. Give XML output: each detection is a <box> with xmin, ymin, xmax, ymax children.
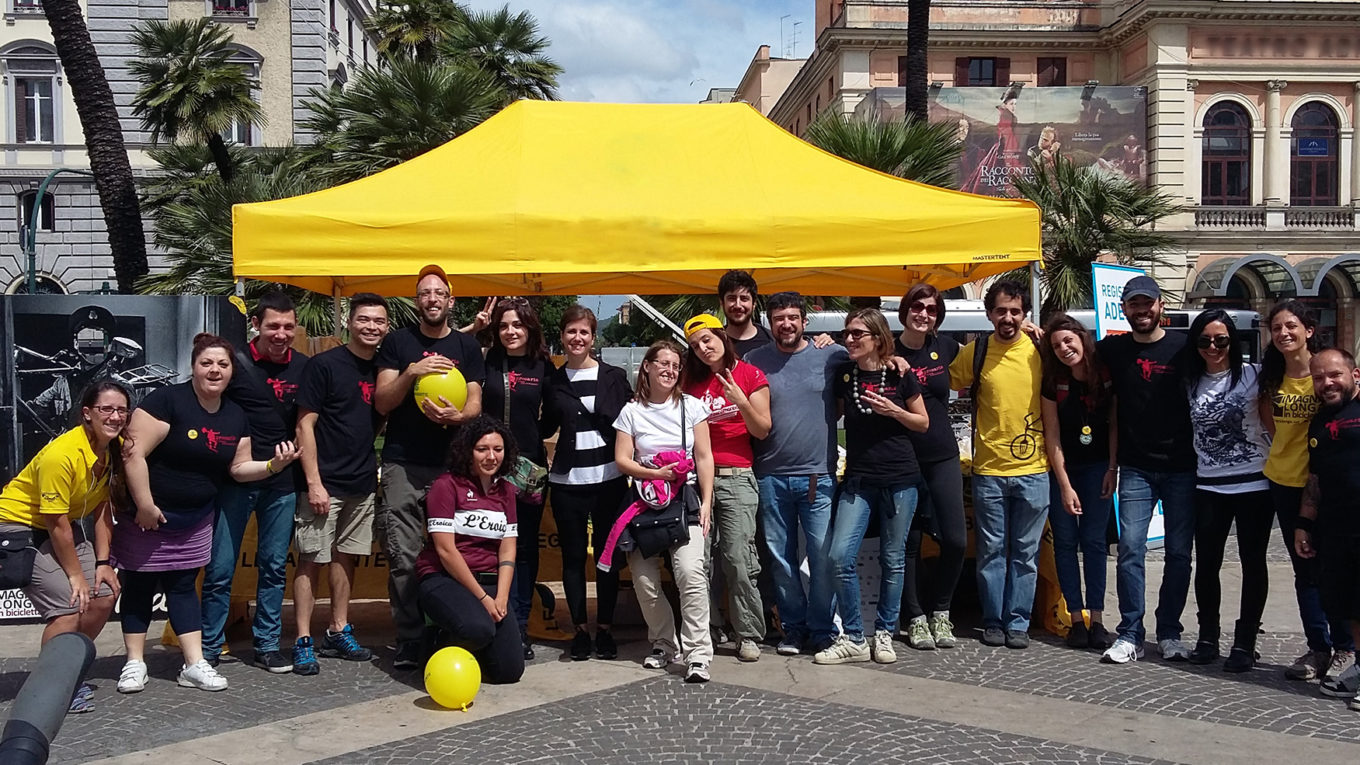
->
<box><xmin>464</xmin><ymin>0</ymin><xmax>813</xmax><ymax>103</ymax></box>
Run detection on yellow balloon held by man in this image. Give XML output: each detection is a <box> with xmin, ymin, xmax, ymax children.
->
<box><xmin>425</xmin><ymin>646</ymin><xmax>481</xmax><ymax>710</ymax></box>
<box><xmin>414</xmin><ymin>368</ymin><xmax>468</xmax><ymax>411</ymax></box>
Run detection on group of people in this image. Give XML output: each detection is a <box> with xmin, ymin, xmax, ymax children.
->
<box><xmin>2</xmin><ymin>266</ymin><xmax>1357</xmax><ymax>711</ymax></box>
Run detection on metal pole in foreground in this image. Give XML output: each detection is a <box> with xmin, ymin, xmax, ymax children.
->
<box><xmin>0</xmin><ymin>632</ymin><xmax>96</xmax><ymax>764</ymax></box>
<box><xmin>26</xmin><ymin>168</ymin><xmax>96</xmax><ymax>294</ymax></box>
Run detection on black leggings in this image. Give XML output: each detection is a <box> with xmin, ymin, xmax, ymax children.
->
<box><xmin>419</xmin><ymin>574</ymin><xmax>524</xmax><ymax>684</ymax></box>
<box><xmin>903</xmin><ymin>457</ymin><xmax>967</xmax><ymax>619</ymax></box>
<box><xmin>1193</xmin><ymin>488</ymin><xmax>1274</xmax><ymax>647</ymax></box>
<box><xmin>552</xmin><ymin>477</ymin><xmax>629</xmax><ymax>627</ymax></box>
<box><xmin>119</xmin><ymin>568</ymin><xmax>202</xmax><ymax>635</ymax></box>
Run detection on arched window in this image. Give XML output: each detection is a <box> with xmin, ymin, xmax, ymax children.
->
<box><xmin>1201</xmin><ymin>102</ymin><xmax>1252</xmax><ymax>206</ymax></box>
<box><xmin>1290</xmin><ymin>101</ymin><xmax>1339</xmax><ymax>207</ymax></box>
<box><xmin>222</xmin><ymin>46</ymin><xmax>262</xmax><ymax>146</ymax></box>
<box><xmin>18</xmin><ymin>189</ymin><xmax>53</xmax><ymax>232</ymax></box>
<box><xmin>3</xmin><ymin>43</ymin><xmax>60</xmax><ymax>144</ymax></box>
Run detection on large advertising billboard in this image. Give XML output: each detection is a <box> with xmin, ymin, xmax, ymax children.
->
<box><xmin>856</xmin><ymin>85</ymin><xmax>1148</xmax><ymax>197</ymax></box>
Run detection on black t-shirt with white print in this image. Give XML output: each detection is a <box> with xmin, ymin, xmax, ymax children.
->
<box><xmin>832</xmin><ymin>362</ymin><xmax>923</xmax><ymax>484</ymax></box>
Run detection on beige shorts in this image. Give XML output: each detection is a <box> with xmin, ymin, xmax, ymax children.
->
<box><xmin>295</xmin><ymin>493</ymin><xmax>376</xmax><ymax>565</ymax></box>
<box><xmin>2</xmin><ymin>522</ymin><xmax>114</xmax><ymax>622</ymax></box>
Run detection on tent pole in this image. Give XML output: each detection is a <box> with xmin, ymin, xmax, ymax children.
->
<box><xmin>333</xmin><ymin>284</ymin><xmax>343</xmax><ymax>338</ymax></box>
<box><xmin>1030</xmin><ymin>262</ymin><xmax>1043</xmax><ymax>321</ymax></box>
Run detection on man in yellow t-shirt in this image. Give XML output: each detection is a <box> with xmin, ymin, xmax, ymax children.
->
<box><xmin>949</xmin><ymin>280</ymin><xmax>1049</xmax><ymax>649</ymax></box>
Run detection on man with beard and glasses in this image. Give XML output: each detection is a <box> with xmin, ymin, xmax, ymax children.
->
<box><xmin>1097</xmin><ymin>275</ymin><xmax>1196</xmax><ymax>665</ymax></box>
<box><xmin>743</xmin><ymin>292</ymin><xmax>847</xmax><ymax>656</ymax></box>
<box><xmin>374</xmin><ymin>265</ymin><xmax>486</xmax><ymax>670</ymax></box>
<box><xmin>948</xmin><ymin>280</ymin><xmax>1048</xmax><ymax>650</ymax></box>
<box><xmin>1296</xmin><ymin>348</ymin><xmax>1360</xmax><ymax>710</ymax></box>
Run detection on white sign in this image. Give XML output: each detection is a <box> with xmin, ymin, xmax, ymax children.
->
<box><xmin>0</xmin><ymin>589</ymin><xmax>41</xmax><ymax>620</ymax></box>
<box><xmin>1091</xmin><ymin>263</ymin><xmax>1145</xmax><ymax>339</ymax></box>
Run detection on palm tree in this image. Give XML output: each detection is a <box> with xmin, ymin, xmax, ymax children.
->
<box><xmin>41</xmin><ymin>0</ymin><xmax>148</xmax><ymax>291</ymax></box>
<box><xmin>904</xmin><ymin>0</ymin><xmax>932</xmax><ymax>122</ymax></box>
<box><xmin>129</xmin><ymin>18</ymin><xmax>263</xmax><ymax>183</ymax></box>
<box><xmin>441</xmin><ymin>5</ymin><xmax>562</xmax><ymax>104</ymax></box>
<box><xmin>366</xmin><ymin>0</ymin><xmax>466</xmax><ymax>64</ymax></box>
<box><xmin>805</xmin><ymin>111</ymin><xmax>963</xmax><ymax>188</ymax></box>
<box><xmin>1009</xmin><ymin>154</ymin><xmax>1181</xmax><ymax>317</ymax></box>
<box><xmin>299</xmin><ymin>59</ymin><xmax>502</xmax><ymax>184</ymax></box>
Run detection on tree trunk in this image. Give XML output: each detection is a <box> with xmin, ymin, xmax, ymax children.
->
<box><xmin>206</xmin><ymin>133</ymin><xmax>235</xmax><ymax>183</ymax></box>
<box><xmin>42</xmin><ymin>0</ymin><xmax>148</xmax><ymax>293</ymax></box>
<box><xmin>904</xmin><ymin>0</ymin><xmax>931</xmax><ymax>122</ymax></box>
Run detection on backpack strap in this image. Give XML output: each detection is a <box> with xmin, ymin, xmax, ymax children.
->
<box><xmin>968</xmin><ymin>333</ymin><xmax>989</xmax><ymax>454</ymax></box>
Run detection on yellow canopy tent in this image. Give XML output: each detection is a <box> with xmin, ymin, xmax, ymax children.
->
<box><xmin>232</xmin><ymin>100</ymin><xmax>1040</xmax><ymax>296</ymax></box>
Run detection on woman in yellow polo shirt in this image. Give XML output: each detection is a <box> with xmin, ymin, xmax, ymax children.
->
<box><xmin>0</xmin><ymin>380</ymin><xmax>129</xmax><ymax>711</ymax></box>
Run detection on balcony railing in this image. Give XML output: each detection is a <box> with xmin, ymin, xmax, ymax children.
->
<box><xmin>1194</xmin><ymin>206</ymin><xmax>1265</xmax><ymax>229</ymax></box>
<box><xmin>211</xmin><ymin>1</ymin><xmax>251</xmax><ymax>17</ymax></box>
<box><xmin>13</xmin><ymin>0</ymin><xmax>43</xmax><ymax>12</ymax></box>
<box><xmin>1284</xmin><ymin>207</ymin><xmax>1353</xmax><ymax>230</ymax></box>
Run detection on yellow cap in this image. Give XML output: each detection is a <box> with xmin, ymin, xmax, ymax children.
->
<box><xmin>684</xmin><ymin>313</ymin><xmax>724</xmax><ymax>341</ymax></box>
<box><xmin>416</xmin><ymin>264</ymin><xmax>452</xmax><ymax>294</ymax></box>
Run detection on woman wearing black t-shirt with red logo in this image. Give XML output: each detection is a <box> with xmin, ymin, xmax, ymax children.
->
<box><xmin>116</xmin><ymin>334</ymin><xmax>299</xmax><ymax>694</ymax></box>
<box><xmin>415</xmin><ymin>416</ymin><xmax>524</xmax><ymax>684</ymax></box>
<box><xmin>480</xmin><ymin>298</ymin><xmax>552</xmax><ymax>661</ymax></box>
<box><xmin>894</xmin><ymin>283</ymin><xmax>965</xmax><ymax>651</ymax></box>
<box><xmin>1039</xmin><ymin>314</ymin><xmax>1116</xmax><ymax>651</ymax></box>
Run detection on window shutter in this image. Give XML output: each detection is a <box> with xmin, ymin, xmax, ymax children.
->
<box><xmin>995</xmin><ymin>58</ymin><xmax>1011</xmax><ymax>87</ymax></box>
<box><xmin>954</xmin><ymin>57</ymin><xmax>969</xmax><ymax>86</ymax></box>
<box><xmin>15</xmin><ymin>80</ymin><xmax>28</xmax><ymax>143</ymax></box>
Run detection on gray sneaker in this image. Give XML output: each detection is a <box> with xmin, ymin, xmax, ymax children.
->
<box><xmin>1287</xmin><ymin>650</ymin><xmax>1330</xmax><ymax>681</ymax></box>
<box><xmin>1327</xmin><ymin>650</ymin><xmax>1355</xmax><ymax>680</ymax></box>
<box><xmin>930</xmin><ymin>612</ymin><xmax>957</xmax><ymax>649</ymax></box>
<box><xmin>905</xmin><ymin>616</ymin><xmax>935</xmax><ymax>650</ymax></box>
<box><xmin>737</xmin><ymin>639</ymin><xmax>761</xmax><ymax>662</ymax></box>
<box><xmin>1320</xmin><ymin>663</ymin><xmax>1360</xmax><ymax>698</ymax></box>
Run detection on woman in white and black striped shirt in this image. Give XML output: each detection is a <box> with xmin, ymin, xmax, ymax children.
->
<box><xmin>542</xmin><ymin>305</ymin><xmax>634</xmax><ymax>661</ymax></box>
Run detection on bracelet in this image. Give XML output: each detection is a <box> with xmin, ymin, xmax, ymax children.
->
<box><xmin>1296</xmin><ymin>516</ymin><xmax>1315</xmax><ymax>533</ymax></box>
<box><xmin>1106</xmin><ymin>467</ymin><xmax>1118</xmax><ymax>473</ymax></box>
<box><xmin>95</xmin><ymin>559</ymin><xmax>110</xmax><ymax>568</ymax></box>
<box><xmin>479</xmin><ymin>593</ymin><xmax>490</xmax><ymax>601</ymax></box>
<box><xmin>497</xmin><ymin>560</ymin><xmax>516</xmax><ymax>568</ymax></box>
<box><xmin>265</xmin><ymin>459</ymin><xmax>276</xmax><ymax>475</ymax></box>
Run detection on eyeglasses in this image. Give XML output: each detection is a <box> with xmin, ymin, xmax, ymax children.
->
<box><xmin>845</xmin><ymin>329</ymin><xmax>873</xmax><ymax>341</ymax></box>
<box><xmin>909</xmin><ymin>301</ymin><xmax>939</xmax><ymax>317</ymax></box>
<box><xmin>649</xmin><ymin>361</ymin><xmax>681</xmax><ymax>371</ymax></box>
<box><xmin>93</xmin><ymin>405</ymin><xmax>129</xmax><ymax>416</ymax></box>
<box><xmin>1196</xmin><ymin>334</ymin><xmax>1232</xmax><ymax>350</ymax></box>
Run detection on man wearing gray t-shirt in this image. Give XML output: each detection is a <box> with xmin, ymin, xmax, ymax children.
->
<box><xmin>744</xmin><ymin>292</ymin><xmax>846</xmax><ymax>655</ymax></box>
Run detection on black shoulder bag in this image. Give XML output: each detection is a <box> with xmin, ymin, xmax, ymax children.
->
<box><xmin>0</xmin><ymin>529</ymin><xmax>41</xmax><ymax>589</ymax></box>
<box><xmin>627</xmin><ymin>398</ymin><xmax>699</xmax><ymax>558</ymax></box>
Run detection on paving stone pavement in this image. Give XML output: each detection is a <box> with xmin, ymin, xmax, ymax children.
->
<box><xmin>309</xmin><ymin>676</ymin><xmax>1176</xmax><ymax>765</ymax></box>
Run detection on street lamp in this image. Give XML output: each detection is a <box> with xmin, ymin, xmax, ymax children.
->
<box><xmin>25</xmin><ymin>167</ymin><xmax>95</xmax><ymax>294</ymax></box>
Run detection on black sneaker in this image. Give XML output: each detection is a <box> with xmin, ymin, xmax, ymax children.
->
<box><xmin>293</xmin><ymin>637</ymin><xmax>320</xmax><ymax>676</ymax></box>
<box><xmin>521</xmin><ymin>633</ymin><xmax>535</xmax><ymax>661</ymax></box>
<box><xmin>1188</xmin><ymin>641</ymin><xmax>1220</xmax><ymax>665</ymax></box>
<box><xmin>570</xmin><ymin>629</ymin><xmax>592</xmax><ymax>661</ymax></box>
<box><xmin>1087</xmin><ymin>623</ymin><xmax>1112</xmax><ymax>650</ymax></box>
<box><xmin>1223</xmin><ymin>647</ymin><xmax>1257</xmax><ymax>673</ymax></box>
<box><xmin>254</xmin><ymin>649</ymin><xmax>292</xmax><ymax>674</ymax></box>
<box><xmin>595</xmin><ymin>629</ymin><xmax>618</xmax><ymax>660</ymax></box>
<box><xmin>981</xmin><ymin>627</ymin><xmax>1006</xmax><ymax>647</ymax></box>
<box><xmin>1066</xmin><ymin>622</ymin><xmax>1089</xmax><ymax>649</ymax></box>
<box><xmin>321</xmin><ymin>624</ymin><xmax>374</xmax><ymax>662</ymax></box>
<box><xmin>1005</xmin><ymin>630</ymin><xmax>1030</xmax><ymax>649</ymax></box>
<box><xmin>392</xmin><ymin>641</ymin><xmax>421</xmax><ymax>671</ymax></box>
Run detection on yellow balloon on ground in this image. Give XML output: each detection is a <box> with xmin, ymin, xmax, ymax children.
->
<box><xmin>425</xmin><ymin>646</ymin><xmax>481</xmax><ymax>710</ymax></box>
<box><xmin>414</xmin><ymin>368</ymin><xmax>468</xmax><ymax>410</ymax></box>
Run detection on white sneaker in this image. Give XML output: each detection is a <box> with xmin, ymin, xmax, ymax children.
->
<box><xmin>1158</xmin><ymin>638</ymin><xmax>1192</xmax><ymax>662</ymax></box>
<box><xmin>737</xmin><ymin>638</ymin><xmax>761</xmax><ymax>663</ymax></box>
<box><xmin>117</xmin><ymin>660</ymin><xmax>148</xmax><ymax>694</ymax></box>
<box><xmin>684</xmin><ymin>662</ymin><xmax>710</xmax><ymax>683</ymax></box>
<box><xmin>642</xmin><ymin>646</ymin><xmax>675</xmax><ymax>670</ymax></box>
<box><xmin>177</xmin><ymin>659</ymin><xmax>229</xmax><ymax>691</ymax></box>
<box><xmin>871</xmin><ymin>630</ymin><xmax>897</xmax><ymax>664</ymax></box>
<box><xmin>812</xmin><ymin>635</ymin><xmax>871</xmax><ymax>665</ymax></box>
<box><xmin>1101</xmin><ymin>638</ymin><xmax>1145</xmax><ymax>664</ymax></box>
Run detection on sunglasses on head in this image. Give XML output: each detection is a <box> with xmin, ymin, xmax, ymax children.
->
<box><xmin>1196</xmin><ymin>334</ymin><xmax>1231</xmax><ymax>350</ymax></box>
<box><xmin>909</xmin><ymin>301</ymin><xmax>939</xmax><ymax>317</ymax></box>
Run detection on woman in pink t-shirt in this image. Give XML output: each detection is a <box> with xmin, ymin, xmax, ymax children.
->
<box><xmin>415</xmin><ymin>416</ymin><xmax>524</xmax><ymax>684</ymax></box>
<box><xmin>681</xmin><ymin>313</ymin><xmax>771</xmax><ymax>663</ymax></box>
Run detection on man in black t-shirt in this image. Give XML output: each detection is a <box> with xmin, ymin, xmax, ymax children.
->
<box><xmin>291</xmin><ymin>293</ymin><xmax>390</xmax><ymax>675</ymax></box>
<box><xmin>719</xmin><ymin>270</ymin><xmax>775</xmax><ymax>358</ymax></box>
<box><xmin>374</xmin><ymin>264</ymin><xmax>487</xmax><ymax>668</ymax></box>
<box><xmin>1295</xmin><ymin>348</ymin><xmax>1360</xmax><ymax>706</ymax></box>
<box><xmin>202</xmin><ymin>292</ymin><xmax>309</xmax><ymax>672</ymax></box>
<box><xmin>1096</xmin><ymin>275</ymin><xmax>1196</xmax><ymax>665</ymax></box>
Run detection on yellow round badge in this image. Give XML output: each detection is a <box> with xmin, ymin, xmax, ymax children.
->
<box><xmin>1081</xmin><ymin>426</ymin><xmax>1092</xmax><ymax>435</ymax></box>
<box><xmin>843</xmin><ymin>374</ymin><xmax>851</xmax><ymax>382</ymax></box>
<box><xmin>1309</xmin><ymin>437</ymin><xmax>1318</xmax><ymax>448</ymax></box>
<box><xmin>930</xmin><ymin>352</ymin><xmax>939</xmax><ymax>360</ymax></box>
<box><xmin>188</xmin><ymin>429</ymin><xmax>198</xmax><ymax>440</ymax></box>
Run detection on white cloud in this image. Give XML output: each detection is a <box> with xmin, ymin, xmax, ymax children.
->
<box><xmin>463</xmin><ymin>0</ymin><xmax>811</xmax><ymax>103</ymax></box>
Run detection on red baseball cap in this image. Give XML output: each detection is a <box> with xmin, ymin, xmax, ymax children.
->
<box><xmin>416</xmin><ymin>264</ymin><xmax>451</xmax><ymax>294</ymax></box>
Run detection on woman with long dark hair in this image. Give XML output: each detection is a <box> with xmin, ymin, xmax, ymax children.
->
<box><xmin>1038</xmin><ymin>313</ymin><xmax>1116</xmax><ymax>650</ymax></box>
<box><xmin>1183</xmin><ymin>310</ymin><xmax>1272</xmax><ymax>671</ymax></box>
<box><xmin>541</xmin><ymin>305</ymin><xmax>633</xmax><ymax>661</ymax></box>
<box><xmin>682</xmin><ymin>313</ymin><xmax>771</xmax><ymax>663</ymax></box>
<box><xmin>817</xmin><ymin>309</ymin><xmax>928</xmax><ymax>666</ymax></box>
<box><xmin>415</xmin><ymin>415</ymin><xmax>525</xmax><ymax>684</ymax></box>
<box><xmin>1259</xmin><ymin>301</ymin><xmax>1354</xmax><ymax>680</ymax></box>
<box><xmin>0</xmin><ymin>380</ymin><xmax>130</xmax><ymax>712</ymax></box>
<box><xmin>480</xmin><ymin>297</ymin><xmax>552</xmax><ymax>661</ymax></box>
<box><xmin>613</xmin><ymin>339</ymin><xmax>715</xmax><ymax>682</ymax></box>
<box><xmin>895</xmin><ymin>283</ymin><xmax>965</xmax><ymax>650</ymax></box>
<box><xmin>116</xmin><ymin>333</ymin><xmax>298</xmax><ymax>693</ymax></box>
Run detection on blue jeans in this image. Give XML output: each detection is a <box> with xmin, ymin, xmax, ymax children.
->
<box><xmin>827</xmin><ymin>479</ymin><xmax>917</xmax><ymax>642</ymax></box>
<box><xmin>1113</xmin><ymin>467</ymin><xmax>1196</xmax><ymax>644</ymax></box>
<box><xmin>757</xmin><ymin>474</ymin><xmax>836</xmax><ymax>646</ymax></box>
<box><xmin>201</xmin><ymin>484</ymin><xmax>296</xmax><ymax>656</ymax></box>
<box><xmin>972</xmin><ymin>472</ymin><xmax>1050</xmax><ymax>633</ymax></box>
<box><xmin>1049</xmin><ymin>463</ymin><xmax>1112</xmax><ymax>613</ymax></box>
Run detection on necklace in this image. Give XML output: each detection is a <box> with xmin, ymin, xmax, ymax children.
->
<box><xmin>850</xmin><ymin>366</ymin><xmax>887</xmax><ymax>415</ymax></box>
